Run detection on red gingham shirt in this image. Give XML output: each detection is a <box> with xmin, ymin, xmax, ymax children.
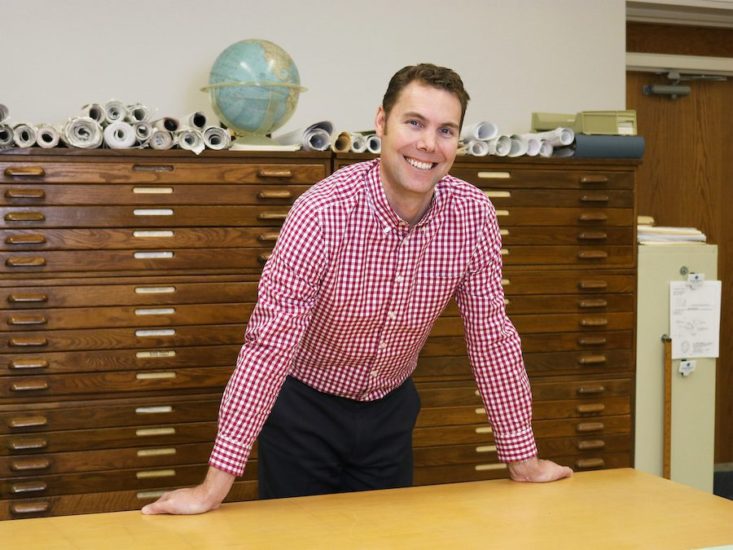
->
<box><xmin>210</xmin><ymin>159</ymin><xmax>537</xmax><ymax>476</ymax></box>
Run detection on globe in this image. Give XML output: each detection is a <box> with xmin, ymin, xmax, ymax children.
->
<box><xmin>203</xmin><ymin>39</ymin><xmax>305</xmax><ymax>146</ymax></box>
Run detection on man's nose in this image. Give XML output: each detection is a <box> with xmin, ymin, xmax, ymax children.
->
<box><xmin>417</xmin><ymin>131</ymin><xmax>436</xmax><ymax>152</ymax></box>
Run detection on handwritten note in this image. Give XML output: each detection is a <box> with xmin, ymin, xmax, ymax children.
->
<box><xmin>669</xmin><ymin>280</ymin><xmax>721</xmax><ymax>359</ymax></box>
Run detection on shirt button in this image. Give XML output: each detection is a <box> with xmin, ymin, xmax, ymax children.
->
<box><xmin>370</xmin><ymin>370</ymin><xmax>379</xmax><ymax>377</ymax></box>
<box><xmin>395</xmin><ymin>275</ymin><xmax>404</xmax><ymax>283</ymax></box>
<box><xmin>387</xmin><ymin>311</ymin><xmax>397</xmax><ymax>320</ymax></box>
<box><xmin>378</xmin><ymin>342</ymin><xmax>387</xmax><ymax>350</ymax></box>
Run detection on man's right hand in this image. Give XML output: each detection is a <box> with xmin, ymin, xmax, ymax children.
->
<box><xmin>141</xmin><ymin>467</ymin><xmax>235</xmax><ymax>515</ymax></box>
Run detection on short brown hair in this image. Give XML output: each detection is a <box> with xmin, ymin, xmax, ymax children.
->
<box><xmin>382</xmin><ymin>63</ymin><xmax>470</xmax><ymax>128</ymax></box>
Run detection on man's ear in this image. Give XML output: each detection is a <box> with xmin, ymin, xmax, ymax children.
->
<box><xmin>375</xmin><ymin>106</ymin><xmax>386</xmax><ymax>138</ymax></box>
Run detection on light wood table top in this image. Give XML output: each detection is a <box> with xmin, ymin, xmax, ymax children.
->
<box><xmin>1</xmin><ymin>469</ymin><xmax>732</xmax><ymax>549</ymax></box>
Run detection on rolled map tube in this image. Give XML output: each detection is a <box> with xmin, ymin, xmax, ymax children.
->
<box><xmin>349</xmin><ymin>133</ymin><xmax>367</xmax><ymax>153</ymax></box>
<box><xmin>487</xmin><ymin>135</ymin><xmax>511</xmax><ymax>157</ymax></box>
<box><xmin>134</xmin><ymin>122</ymin><xmax>152</xmax><ymax>144</ymax></box>
<box><xmin>465</xmin><ymin>139</ymin><xmax>490</xmax><ymax>157</ymax></box>
<box><xmin>126</xmin><ymin>103</ymin><xmax>151</xmax><ymax>123</ymax></box>
<box><xmin>104</xmin><ymin>100</ymin><xmax>128</xmax><ymax>125</ymax></box>
<box><xmin>81</xmin><ymin>103</ymin><xmax>105</xmax><ymax>123</ymax></box>
<box><xmin>182</xmin><ymin>111</ymin><xmax>208</xmax><ymax>130</ymax></box>
<box><xmin>460</xmin><ymin>121</ymin><xmax>499</xmax><ymax>142</ymax></box>
<box><xmin>0</xmin><ymin>124</ymin><xmax>13</xmax><ymax>149</ymax></box>
<box><xmin>103</xmin><ymin>121</ymin><xmax>136</xmax><ymax>149</ymax></box>
<box><xmin>36</xmin><ymin>125</ymin><xmax>61</xmax><ymax>149</ymax></box>
<box><xmin>330</xmin><ymin>131</ymin><xmax>352</xmax><ymax>153</ymax></box>
<box><xmin>152</xmin><ymin>117</ymin><xmax>180</xmax><ymax>132</ymax></box>
<box><xmin>62</xmin><ymin>117</ymin><xmax>103</xmax><ymax>148</ymax></box>
<box><xmin>0</xmin><ymin>104</ymin><xmax>8</xmax><ymax>124</ymax></box>
<box><xmin>176</xmin><ymin>127</ymin><xmax>205</xmax><ymax>154</ymax></box>
<box><xmin>149</xmin><ymin>129</ymin><xmax>175</xmax><ymax>150</ymax></box>
<box><xmin>13</xmin><ymin>123</ymin><xmax>37</xmax><ymax>148</ymax></box>
<box><xmin>203</xmin><ymin>126</ymin><xmax>231</xmax><ymax>150</ymax></box>
<box><xmin>366</xmin><ymin>135</ymin><xmax>381</xmax><ymax>154</ymax></box>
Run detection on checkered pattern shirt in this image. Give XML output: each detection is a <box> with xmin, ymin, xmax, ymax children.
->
<box><xmin>210</xmin><ymin>159</ymin><xmax>537</xmax><ymax>476</ymax></box>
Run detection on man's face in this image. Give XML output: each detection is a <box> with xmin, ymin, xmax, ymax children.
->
<box><xmin>375</xmin><ymin>81</ymin><xmax>461</xmax><ymax>204</ymax></box>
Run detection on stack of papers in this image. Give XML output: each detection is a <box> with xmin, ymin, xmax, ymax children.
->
<box><xmin>637</xmin><ymin>226</ymin><xmax>707</xmax><ymax>245</ymax></box>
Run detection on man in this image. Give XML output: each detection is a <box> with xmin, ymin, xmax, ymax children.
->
<box><xmin>142</xmin><ymin>63</ymin><xmax>572</xmax><ymax>515</ymax></box>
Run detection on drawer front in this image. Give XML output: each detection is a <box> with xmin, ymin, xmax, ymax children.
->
<box><xmin>1</xmin><ymin>205</ymin><xmax>291</xmax><ymax>228</ymax></box>
<box><xmin>2</xmin><ymin>345</ymin><xmax>240</xmax><ymax>376</ymax></box>
<box><xmin>0</xmin><ymin>442</ymin><xmax>214</xmax><ymax>477</ymax></box>
<box><xmin>0</xmin><ymin>303</ymin><xmax>253</xmax><ymax>331</ymax></box>
<box><xmin>501</xmin><ymin>271</ymin><xmax>636</xmax><ymax>295</ymax></box>
<box><xmin>501</xmin><ymin>226</ymin><xmax>633</xmax><ymax>246</ymax></box>
<box><xmin>524</xmin><ymin>349</ymin><xmax>633</xmax><ymax>376</ymax></box>
<box><xmin>0</xmin><ymin>394</ymin><xmax>221</xmax><ymax>434</ymax></box>
<box><xmin>2</xmin><ymin>228</ymin><xmax>280</xmax><ymax>252</ymax></box>
<box><xmin>0</xmin><ymin>161</ymin><xmax>327</xmax><ymax>184</ymax></box>
<box><xmin>414</xmin><ymin>462</ymin><xmax>507</xmax><ymax>485</ymax></box>
<box><xmin>1</xmin><ymin>249</ymin><xmax>272</xmax><ymax>273</ymax></box>
<box><xmin>0</xmin><ymin>479</ymin><xmax>258</xmax><ymax>520</ymax></box>
<box><xmin>501</xmin><ymin>245</ymin><xmax>634</xmax><ymax>267</ymax></box>
<box><xmin>0</xmin><ymin>422</ymin><xmax>217</xmax><ymax>455</ymax></box>
<box><xmin>0</xmin><ymin>366</ymin><xmax>233</xmax><ymax>399</ymax></box>
<box><xmin>451</xmin><ymin>167</ymin><xmax>634</xmax><ymax>190</ymax></box>
<box><xmin>505</xmin><ymin>294</ymin><xmax>634</xmax><ymax>315</ymax></box>
<box><xmin>481</xmin><ymin>188</ymin><xmax>633</xmax><ymax>208</ymax></box>
<box><xmin>531</xmin><ymin>377</ymin><xmax>632</xmax><ymax>401</ymax></box>
<box><xmin>494</xmin><ymin>207</ymin><xmax>633</xmax><ymax>227</ymax></box>
<box><xmin>0</xmin><ymin>184</ymin><xmax>308</xmax><ymax>206</ymax></box>
<box><xmin>1</xmin><ymin>324</ymin><xmax>244</xmax><ymax>352</ymax></box>
<box><xmin>0</xmin><ymin>281</ymin><xmax>258</xmax><ymax>309</ymax></box>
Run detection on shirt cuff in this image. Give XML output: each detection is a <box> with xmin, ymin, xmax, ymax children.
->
<box><xmin>209</xmin><ymin>433</ymin><xmax>252</xmax><ymax>477</ymax></box>
<box><xmin>493</xmin><ymin>426</ymin><xmax>538</xmax><ymax>463</ymax></box>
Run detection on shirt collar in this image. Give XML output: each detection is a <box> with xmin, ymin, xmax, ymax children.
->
<box><xmin>365</xmin><ymin>159</ymin><xmax>446</xmax><ymax>233</ymax></box>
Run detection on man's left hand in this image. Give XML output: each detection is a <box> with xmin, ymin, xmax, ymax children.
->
<box><xmin>507</xmin><ymin>457</ymin><xmax>573</xmax><ymax>483</ymax></box>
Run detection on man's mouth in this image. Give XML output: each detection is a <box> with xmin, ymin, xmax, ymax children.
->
<box><xmin>405</xmin><ymin>157</ymin><xmax>436</xmax><ymax>171</ymax></box>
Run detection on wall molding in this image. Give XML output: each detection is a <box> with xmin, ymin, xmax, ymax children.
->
<box><xmin>627</xmin><ymin>1</ymin><xmax>733</xmax><ymax>28</ymax></box>
<box><xmin>626</xmin><ymin>51</ymin><xmax>733</xmax><ymax>75</ymax></box>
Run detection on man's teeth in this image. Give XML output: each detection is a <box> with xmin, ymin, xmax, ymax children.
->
<box><xmin>406</xmin><ymin>157</ymin><xmax>433</xmax><ymax>170</ymax></box>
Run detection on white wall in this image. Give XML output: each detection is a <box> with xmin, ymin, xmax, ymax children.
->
<box><xmin>3</xmin><ymin>0</ymin><xmax>625</xmax><ymax>136</ymax></box>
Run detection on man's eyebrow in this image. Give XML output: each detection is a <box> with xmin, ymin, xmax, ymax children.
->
<box><xmin>402</xmin><ymin>111</ymin><xmax>460</xmax><ymax>129</ymax></box>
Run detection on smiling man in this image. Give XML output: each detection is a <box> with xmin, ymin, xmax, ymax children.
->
<box><xmin>142</xmin><ymin>63</ymin><xmax>572</xmax><ymax>516</ymax></box>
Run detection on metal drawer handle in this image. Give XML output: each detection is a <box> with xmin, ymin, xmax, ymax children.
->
<box><xmin>577</xmin><ymin>385</ymin><xmax>606</xmax><ymax>395</ymax></box>
<box><xmin>6</xmin><ymin>256</ymin><xmax>47</xmax><ymax>267</ymax></box>
<box><xmin>258</xmin><ymin>190</ymin><xmax>293</xmax><ymax>199</ymax></box>
<box><xmin>580</xmin><ymin>317</ymin><xmax>608</xmax><ymax>327</ymax></box>
<box><xmin>257</xmin><ymin>168</ymin><xmax>293</xmax><ymax>179</ymax></box>
<box><xmin>136</xmin><ymin>469</ymin><xmax>176</xmax><ymax>479</ymax></box>
<box><xmin>258</xmin><ymin>231</ymin><xmax>280</xmax><ymax>242</ymax></box>
<box><xmin>579</xmin><ymin>299</ymin><xmax>608</xmax><ymax>309</ymax></box>
<box><xmin>475</xmin><ymin>408</ymin><xmax>486</xmax><ymax>415</ymax></box>
<box><xmin>134</xmin><ymin>251</ymin><xmax>174</xmax><ymax>259</ymax></box>
<box><xmin>133</xmin><ymin>208</ymin><xmax>174</xmax><ymax>216</ymax></box>
<box><xmin>135</xmin><ymin>406</ymin><xmax>173</xmax><ymax>414</ymax></box>
<box><xmin>577</xmin><ymin>439</ymin><xmax>606</xmax><ymax>450</ymax></box>
<box><xmin>136</xmin><ymin>427</ymin><xmax>176</xmax><ymax>437</ymax></box>
<box><xmin>577</xmin><ymin>232</ymin><xmax>607</xmax><ymax>241</ymax></box>
<box><xmin>5</xmin><ymin>234</ymin><xmax>46</xmax><ymax>245</ymax></box>
<box><xmin>8</xmin><ymin>358</ymin><xmax>48</xmax><ymax>370</ymax></box>
<box><xmin>495</xmin><ymin>210</ymin><xmax>509</xmax><ymax>217</ymax></box>
<box><xmin>135</xmin><ymin>286</ymin><xmax>175</xmax><ymax>294</ymax></box>
<box><xmin>475</xmin><ymin>463</ymin><xmax>507</xmax><ymax>471</ymax></box>
<box><xmin>500</xmin><ymin>229</ymin><xmax>509</xmax><ymax>236</ymax></box>
<box><xmin>136</xmin><ymin>372</ymin><xmax>176</xmax><ymax>380</ymax></box>
<box><xmin>11</xmin><ymin>457</ymin><xmax>51</xmax><ymax>472</ymax></box>
<box><xmin>137</xmin><ymin>490</ymin><xmax>166</xmax><ymax>500</ymax></box>
<box><xmin>136</xmin><ymin>350</ymin><xmax>176</xmax><ymax>359</ymax></box>
<box><xmin>132</xmin><ymin>164</ymin><xmax>174</xmax><ymax>172</ymax></box>
<box><xmin>475</xmin><ymin>445</ymin><xmax>497</xmax><ymax>453</ymax></box>
<box><xmin>475</xmin><ymin>426</ymin><xmax>493</xmax><ymax>434</ymax></box>
<box><xmin>483</xmin><ymin>190</ymin><xmax>511</xmax><ymax>198</ymax></box>
<box><xmin>10</xmin><ymin>415</ymin><xmax>48</xmax><ymax>428</ymax></box>
<box><xmin>8</xmin><ymin>314</ymin><xmax>47</xmax><ymax>326</ymax></box>
<box><xmin>576</xmin><ymin>422</ymin><xmax>605</xmax><ymax>433</ymax></box>
<box><xmin>257</xmin><ymin>212</ymin><xmax>288</xmax><ymax>221</ymax></box>
<box><xmin>580</xmin><ymin>194</ymin><xmax>609</xmax><ymax>203</ymax></box>
<box><xmin>477</xmin><ymin>171</ymin><xmax>511</xmax><ymax>179</ymax></box>
<box><xmin>137</xmin><ymin>448</ymin><xmax>176</xmax><ymax>457</ymax></box>
<box><xmin>9</xmin><ymin>437</ymin><xmax>48</xmax><ymax>450</ymax></box>
<box><xmin>578</xmin><ymin>355</ymin><xmax>607</xmax><ymax>365</ymax></box>
<box><xmin>4</xmin><ymin>166</ymin><xmax>46</xmax><ymax>178</ymax></box>
<box><xmin>575</xmin><ymin>458</ymin><xmax>605</xmax><ymax>469</ymax></box>
<box><xmin>133</xmin><ymin>187</ymin><xmax>173</xmax><ymax>194</ymax></box>
<box><xmin>11</xmin><ymin>480</ymin><xmax>48</xmax><ymax>494</ymax></box>
<box><xmin>8</xmin><ymin>292</ymin><xmax>48</xmax><ymax>303</ymax></box>
<box><xmin>133</xmin><ymin>230</ymin><xmax>175</xmax><ymax>238</ymax></box>
<box><xmin>500</xmin><ymin>249</ymin><xmax>509</xmax><ymax>256</ymax></box>
<box><xmin>11</xmin><ymin>380</ymin><xmax>49</xmax><ymax>392</ymax></box>
<box><xmin>5</xmin><ymin>189</ymin><xmax>46</xmax><ymax>199</ymax></box>
<box><xmin>578</xmin><ymin>336</ymin><xmax>608</xmax><ymax>346</ymax></box>
<box><xmin>135</xmin><ymin>329</ymin><xmax>175</xmax><ymax>337</ymax></box>
<box><xmin>577</xmin><ymin>403</ymin><xmax>606</xmax><ymax>414</ymax></box>
<box><xmin>578</xmin><ymin>280</ymin><xmax>608</xmax><ymax>290</ymax></box>
<box><xmin>11</xmin><ymin>501</ymin><xmax>50</xmax><ymax>515</ymax></box>
<box><xmin>134</xmin><ymin>307</ymin><xmax>175</xmax><ymax>316</ymax></box>
<box><xmin>5</xmin><ymin>212</ymin><xmax>46</xmax><ymax>222</ymax></box>
<box><xmin>258</xmin><ymin>252</ymin><xmax>272</xmax><ymax>264</ymax></box>
<box><xmin>578</xmin><ymin>213</ymin><xmax>608</xmax><ymax>222</ymax></box>
<box><xmin>580</xmin><ymin>175</ymin><xmax>609</xmax><ymax>184</ymax></box>
<box><xmin>578</xmin><ymin>250</ymin><xmax>608</xmax><ymax>260</ymax></box>
<box><xmin>9</xmin><ymin>336</ymin><xmax>48</xmax><ymax>347</ymax></box>
<box><xmin>501</xmin><ymin>279</ymin><xmax>510</xmax><ymax>287</ymax></box>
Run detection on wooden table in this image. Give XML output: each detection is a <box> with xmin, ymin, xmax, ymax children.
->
<box><xmin>1</xmin><ymin>469</ymin><xmax>731</xmax><ymax>549</ymax></box>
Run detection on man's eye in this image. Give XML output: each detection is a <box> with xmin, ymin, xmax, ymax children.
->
<box><xmin>407</xmin><ymin>120</ymin><xmax>422</xmax><ymax>128</ymax></box>
<box><xmin>440</xmin><ymin>127</ymin><xmax>456</xmax><ymax>137</ymax></box>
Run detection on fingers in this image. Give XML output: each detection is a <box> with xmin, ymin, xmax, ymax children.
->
<box><xmin>141</xmin><ymin>492</ymin><xmax>172</xmax><ymax>515</ymax></box>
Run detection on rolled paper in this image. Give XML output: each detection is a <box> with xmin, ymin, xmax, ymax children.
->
<box><xmin>203</xmin><ymin>126</ymin><xmax>231</xmax><ymax>150</ymax></box>
<box><xmin>366</xmin><ymin>134</ymin><xmax>381</xmax><ymax>154</ymax></box>
<box><xmin>81</xmin><ymin>103</ymin><xmax>105</xmax><ymax>123</ymax></box>
<box><xmin>149</xmin><ymin>129</ymin><xmax>175</xmax><ymax>150</ymax></box>
<box><xmin>507</xmin><ymin>136</ymin><xmax>529</xmax><ymax>158</ymax></box>
<box><xmin>330</xmin><ymin>131</ymin><xmax>352</xmax><ymax>153</ymax></box>
<box><xmin>126</xmin><ymin>103</ymin><xmax>151</xmax><ymax>123</ymax></box>
<box><xmin>487</xmin><ymin>135</ymin><xmax>511</xmax><ymax>157</ymax></box>
<box><xmin>349</xmin><ymin>132</ymin><xmax>367</xmax><ymax>153</ymax></box>
<box><xmin>465</xmin><ymin>139</ymin><xmax>490</xmax><ymax>156</ymax></box>
<box><xmin>176</xmin><ymin>127</ymin><xmax>205</xmax><ymax>154</ymax></box>
<box><xmin>275</xmin><ymin>120</ymin><xmax>334</xmax><ymax>150</ymax></box>
<box><xmin>182</xmin><ymin>111</ymin><xmax>208</xmax><ymax>130</ymax></box>
<box><xmin>460</xmin><ymin>121</ymin><xmax>499</xmax><ymax>142</ymax></box>
<box><xmin>538</xmin><ymin>140</ymin><xmax>554</xmax><ymax>158</ymax></box>
<box><xmin>134</xmin><ymin>122</ymin><xmax>152</xmax><ymax>144</ymax></box>
<box><xmin>529</xmin><ymin>127</ymin><xmax>574</xmax><ymax>147</ymax></box>
<box><xmin>62</xmin><ymin>117</ymin><xmax>103</xmax><ymax>148</ymax></box>
<box><xmin>152</xmin><ymin>117</ymin><xmax>180</xmax><ymax>132</ymax></box>
<box><xmin>13</xmin><ymin>123</ymin><xmax>37</xmax><ymax>148</ymax></box>
<box><xmin>103</xmin><ymin>121</ymin><xmax>136</xmax><ymax>149</ymax></box>
<box><xmin>524</xmin><ymin>137</ymin><xmax>541</xmax><ymax>157</ymax></box>
<box><xmin>36</xmin><ymin>124</ymin><xmax>61</xmax><ymax>149</ymax></box>
<box><xmin>0</xmin><ymin>104</ymin><xmax>8</xmax><ymax>123</ymax></box>
<box><xmin>104</xmin><ymin>100</ymin><xmax>128</xmax><ymax>125</ymax></box>
<box><xmin>0</xmin><ymin>124</ymin><xmax>13</xmax><ymax>149</ymax></box>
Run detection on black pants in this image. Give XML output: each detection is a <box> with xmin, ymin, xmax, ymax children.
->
<box><xmin>258</xmin><ymin>376</ymin><xmax>421</xmax><ymax>499</ymax></box>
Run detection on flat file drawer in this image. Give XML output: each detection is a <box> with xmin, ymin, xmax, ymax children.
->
<box><xmin>450</xmin><ymin>167</ymin><xmax>634</xmax><ymax>190</ymax></box>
